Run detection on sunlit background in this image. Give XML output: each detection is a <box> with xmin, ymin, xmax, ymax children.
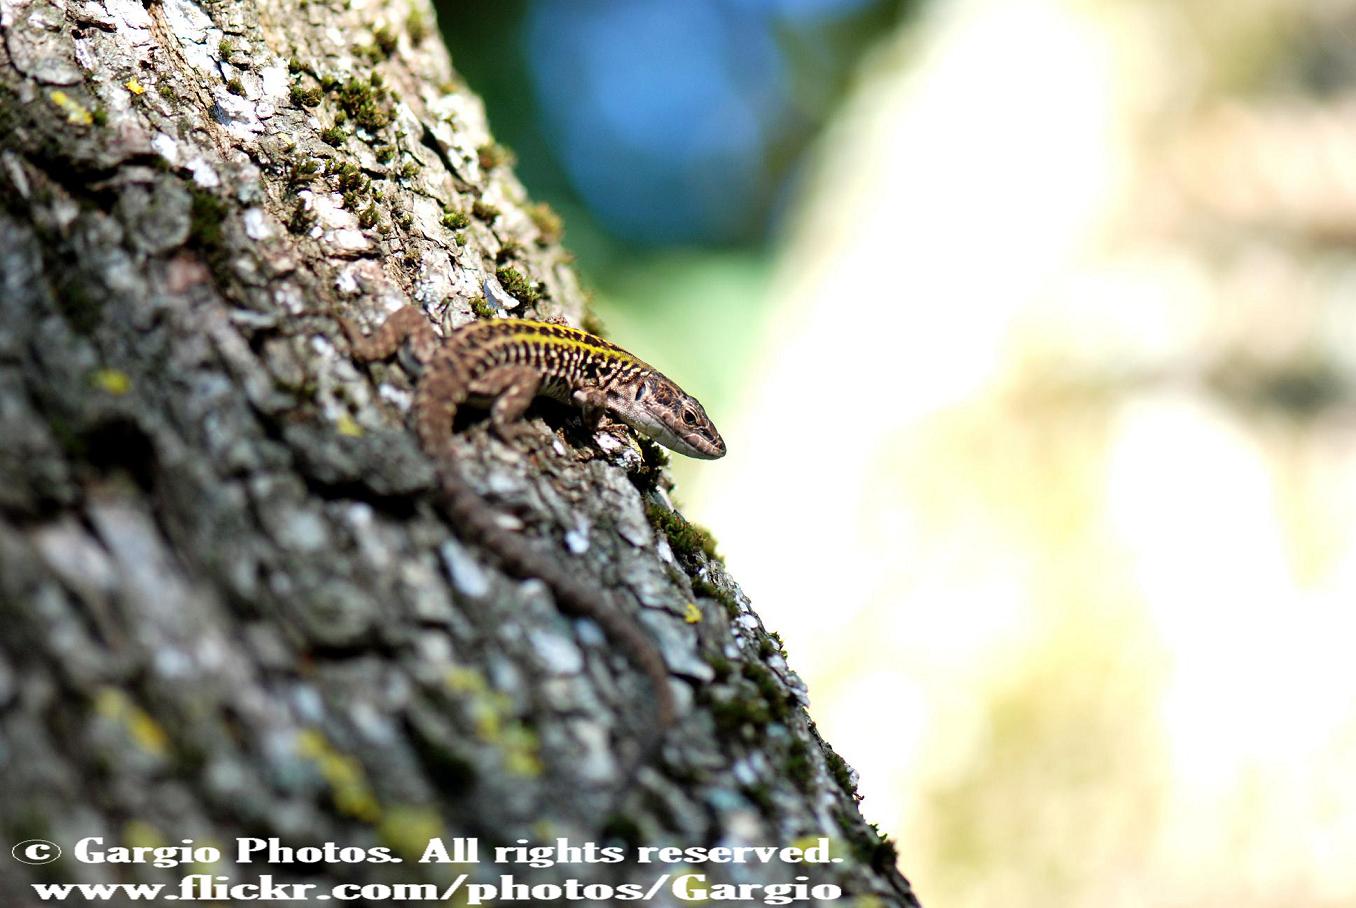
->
<box><xmin>440</xmin><ymin>1</ymin><xmax>1356</xmax><ymax>905</ymax></box>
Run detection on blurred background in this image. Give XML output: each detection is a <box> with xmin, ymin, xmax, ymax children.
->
<box><xmin>438</xmin><ymin>1</ymin><xmax>1356</xmax><ymax>906</ymax></box>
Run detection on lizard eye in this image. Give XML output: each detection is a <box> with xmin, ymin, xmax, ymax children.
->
<box><xmin>682</xmin><ymin>409</ymin><xmax>697</xmax><ymax>426</ymax></box>
<box><xmin>634</xmin><ymin>382</ymin><xmax>648</xmax><ymax>402</ymax></box>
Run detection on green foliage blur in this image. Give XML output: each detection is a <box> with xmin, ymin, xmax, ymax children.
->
<box><xmin>434</xmin><ymin>0</ymin><xmax>914</xmax><ymax>432</ymax></box>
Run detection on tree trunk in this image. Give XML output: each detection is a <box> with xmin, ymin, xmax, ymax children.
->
<box><xmin>0</xmin><ymin>1</ymin><xmax>918</xmax><ymax>903</ymax></box>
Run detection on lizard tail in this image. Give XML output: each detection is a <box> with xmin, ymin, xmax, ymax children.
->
<box><xmin>414</xmin><ymin>361</ymin><xmax>676</xmax><ymax>773</ymax></box>
<box><xmin>437</xmin><ymin>471</ymin><xmax>678</xmax><ymax>734</ymax></box>
<box><xmin>433</xmin><ymin>463</ymin><xmax>672</xmax><ymax>737</ymax></box>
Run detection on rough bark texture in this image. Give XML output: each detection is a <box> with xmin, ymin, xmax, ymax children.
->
<box><xmin>0</xmin><ymin>1</ymin><xmax>918</xmax><ymax>904</ymax></box>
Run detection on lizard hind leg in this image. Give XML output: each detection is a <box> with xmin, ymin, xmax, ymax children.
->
<box><xmin>342</xmin><ymin>306</ymin><xmax>440</xmax><ymax>363</ymax></box>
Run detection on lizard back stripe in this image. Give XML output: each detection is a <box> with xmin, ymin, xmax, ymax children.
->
<box><xmin>454</xmin><ymin>318</ymin><xmax>655</xmax><ymax>385</ymax></box>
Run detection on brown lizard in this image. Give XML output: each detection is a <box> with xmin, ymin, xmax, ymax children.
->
<box><xmin>333</xmin><ymin>306</ymin><xmax>725</xmax><ymax>748</ymax></box>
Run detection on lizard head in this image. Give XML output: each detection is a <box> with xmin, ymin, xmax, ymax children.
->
<box><xmin>607</xmin><ymin>372</ymin><xmax>726</xmax><ymax>460</ymax></box>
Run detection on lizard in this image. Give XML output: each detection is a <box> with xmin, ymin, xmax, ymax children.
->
<box><xmin>329</xmin><ymin>306</ymin><xmax>725</xmax><ymax>750</ymax></box>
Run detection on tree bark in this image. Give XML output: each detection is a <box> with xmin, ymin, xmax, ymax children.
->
<box><xmin>0</xmin><ymin>1</ymin><xmax>918</xmax><ymax>903</ymax></box>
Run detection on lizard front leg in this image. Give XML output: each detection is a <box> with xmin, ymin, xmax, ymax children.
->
<box><xmin>571</xmin><ymin>386</ymin><xmax>633</xmax><ymax>448</ymax></box>
<box><xmin>571</xmin><ymin>386</ymin><xmax>609</xmax><ymax>434</ymax></box>
<box><xmin>471</xmin><ymin>365</ymin><xmax>543</xmax><ymax>448</ymax></box>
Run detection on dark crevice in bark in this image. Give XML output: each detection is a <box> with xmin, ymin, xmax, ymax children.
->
<box><xmin>418</xmin><ymin>119</ymin><xmax>467</xmax><ymax>186</ymax></box>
